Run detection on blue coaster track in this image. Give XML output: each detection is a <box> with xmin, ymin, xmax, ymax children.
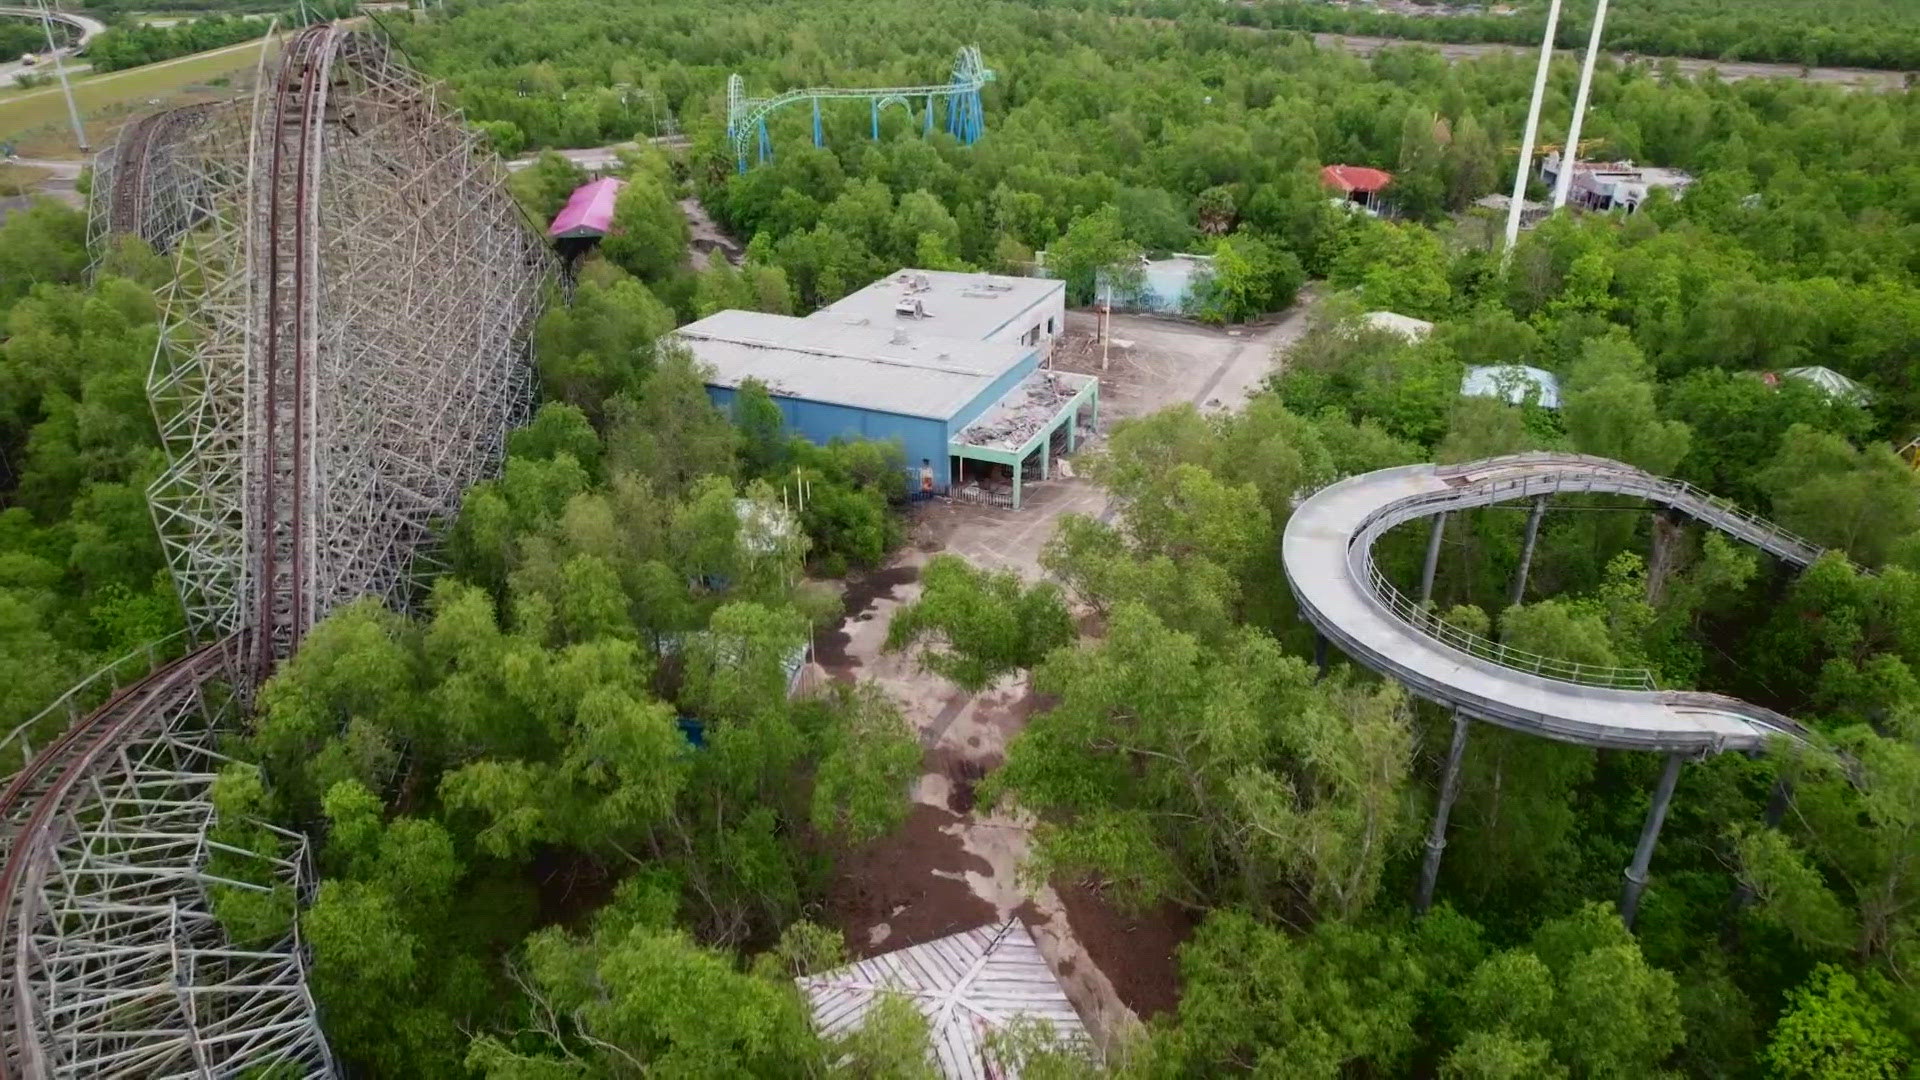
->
<box><xmin>726</xmin><ymin>46</ymin><xmax>992</xmax><ymax>172</ymax></box>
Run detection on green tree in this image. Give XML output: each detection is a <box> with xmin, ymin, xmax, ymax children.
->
<box><xmin>601</xmin><ymin>172</ymin><xmax>690</xmax><ymax>283</ymax></box>
<box><xmin>604</xmin><ymin>347</ymin><xmax>738</xmax><ymax>497</ymax></box>
<box><xmin>1763</xmin><ymin>965</ymin><xmax>1908</xmax><ymax>1080</ymax></box>
<box><xmin>1760</xmin><ymin>425</ymin><xmax>1920</xmax><ymax>567</ymax></box>
<box><xmin>990</xmin><ymin>605</ymin><xmax>1413</xmax><ymax>917</ymax></box>
<box><xmin>1047</xmin><ymin>205</ymin><xmax>1143</xmax><ymax>306</ymax></box>
<box><xmin>884</xmin><ymin>554</ymin><xmax>1075</xmax><ymax>693</ymax></box>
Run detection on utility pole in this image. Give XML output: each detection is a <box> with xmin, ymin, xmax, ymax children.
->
<box><xmin>1553</xmin><ymin>0</ymin><xmax>1611</xmax><ymax>210</ymax></box>
<box><xmin>38</xmin><ymin>0</ymin><xmax>88</xmax><ymax>152</ymax></box>
<box><xmin>1504</xmin><ymin>0</ymin><xmax>1564</xmax><ymax>254</ymax></box>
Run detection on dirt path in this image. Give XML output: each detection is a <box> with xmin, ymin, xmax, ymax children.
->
<box><xmin>810</xmin><ymin>300</ymin><xmax>1311</xmax><ymax>1052</ymax></box>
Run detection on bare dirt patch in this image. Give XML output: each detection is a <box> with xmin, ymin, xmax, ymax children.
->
<box><xmin>827</xmin><ymin>802</ymin><xmax>997</xmax><ymax>956</ymax></box>
<box><xmin>814</xmin><ymin>563</ymin><xmax>919</xmax><ymax>673</ymax></box>
<box><xmin>928</xmin><ymin>745</ymin><xmax>1000</xmax><ymax>815</ymax></box>
<box><xmin>1055</xmin><ymin>880</ymin><xmax>1196</xmax><ymax>1020</ymax></box>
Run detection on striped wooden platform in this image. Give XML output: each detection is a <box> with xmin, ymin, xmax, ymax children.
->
<box><xmin>797</xmin><ymin>919</ymin><xmax>1089</xmax><ymax>1078</ymax></box>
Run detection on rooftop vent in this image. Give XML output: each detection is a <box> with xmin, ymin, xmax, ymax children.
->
<box><xmin>894</xmin><ymin>295</ymin><xmax>927</xmax><ymax>319</ymax></box>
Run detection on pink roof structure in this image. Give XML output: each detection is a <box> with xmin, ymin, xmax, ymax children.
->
<box><xmin>547</xmin><ymin>177</ymin><xmax>625</xmax><ymax>240</ymax></box>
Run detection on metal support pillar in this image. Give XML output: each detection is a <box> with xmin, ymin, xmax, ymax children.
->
<box><xmin>1039</xmin><ymin>436</ymin><xmax>1050</xmax><ymax>480</ymax></box>
<box><xmin>1505</xmin><ymin>0</ymin><xmax>1565</xmax><ymax>253</ymax></box>
<box><xmin>1417</xmin><ymin>713</ymin><xmax>1472</xmax><ymax>913</ymax></box>
<box><xmin>812</xmin><ymin>98</ymin><xmax>822</xmax><ymax>147</ymax></box>
<box><xmin>1420</xmin><ymin>511</ymin><xmax>1448</xmax><ymax>607</ymax></box>
<box><xmin>871</xmin><ymin>98</ymin><xmax>879</xmax><ymax>141</ymax></box>
<box><xmin>38</xmin><ymin>0</ymin><xmax>88</xmax><ymax>152</ymax></box>
<box><xmin>1619</xmin><ymin>752</ymin><xmax>1685</xmax><ymax>928</ymax></box>
<box><xmin>1553</xmin><ymin>0</ymin><xmax>1611</xmax><ymax>209</ymax></box>
<box><xmin>1510</xmin><ymin>495</ymin><xmax>1548</xmax><ymax>608</ymax></box>
<box><xmin>756</xmin><ymin>118</ymin><xmax>771</xmax><ymax>164</ymax></box>
<box><xmin>1313</xmin><ymin>632</ymin><xmax>1328</xmax><ymax>680</ymax></box>
<box><xmin>925</xmin><ymin>94</ymin><xmax>934</xmax><ymax>134</ymax></box>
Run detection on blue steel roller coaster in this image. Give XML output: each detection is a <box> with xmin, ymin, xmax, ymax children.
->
<box><xmin>725</xmin><ymin>45</ymin><xmax>992</xmax><ymax>172</ymax></box>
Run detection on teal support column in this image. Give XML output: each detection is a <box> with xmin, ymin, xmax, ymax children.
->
<box><xmin>1012</xmin><ymin>462</ymin><xmax>1022</xmax><ymax>510</ymax></box>
<box><xmin>1039</xmin><ymin>437</ymin><xmax>1050</xmax><ymax>480</ymax></box>
<box><xmin>1066</xmin><ymin>404</ymin><xmax>1078</xmax><ymax>453</ymax></box>
<box><xmin>871</xmin><ymin>98</ymin><xmax>879</xmax><ymax>141</ymax></box>
<box><xmin>812</xmin><ymin>98</ymin><xmax>822</xmax><ymax>147</ymax></box>
<box><xmin>756</xmin><ymin>118</ymin><xmax>771</xmax><ymax>163</ymax></box>
<box><xmin>925</xmin><ymin>95</ymin><xmax>934</xmax><ymax>134</ymax></box>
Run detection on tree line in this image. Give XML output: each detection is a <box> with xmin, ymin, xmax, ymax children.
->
<box><xmin>1182</xmin><ymin>0</ymin><xmax>1920</xmax><ymax>72</ymax></box>
<box><xmin>81</xmin><ymin>0</ymin><xmax>356</xmax><ymax>73</ymax></box>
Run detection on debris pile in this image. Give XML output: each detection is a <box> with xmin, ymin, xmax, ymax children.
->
<box><xmin>957</xmin><ymin>370</ymin><xmax>1088</xmax><ymax>451</ymax></box>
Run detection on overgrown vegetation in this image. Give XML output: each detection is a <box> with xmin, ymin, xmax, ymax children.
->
<box><xmin>7</xmin><ymin>0</ymin><xmax>1920</xmax><ymax>1072</ymax></box>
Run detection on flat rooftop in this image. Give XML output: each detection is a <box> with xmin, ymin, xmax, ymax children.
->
<box><xmin>815</xmin><ymin>269</ymin><xmax>1062</xmax><ymax>342</ymax></box>
<box><xmin>674</xmin><ymin>309</ymin><xmax>1031</xmax><ymax>421</ymax></box>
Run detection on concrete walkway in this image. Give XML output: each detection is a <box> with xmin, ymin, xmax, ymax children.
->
<box><xmin>1284</xmin><ymin>452</ymin><xmax>1818</xmax><ymax>754</ymax></box>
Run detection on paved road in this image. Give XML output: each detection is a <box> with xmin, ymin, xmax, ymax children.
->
<box><xmin>0</xmin><ymin>153</ymin><xmax>81</xmax><ymax>220</ymax></box>
<box><xmin>1312</xmin><ymin>31</ymin><xmax>1909</xmax><ymax>91</ymax></box>
<box><xmin>1284</xmin><ymin>452</ymin><xmax>1817</xmax><ymax>754</ymax></box>
<box><xmin>0</xmin><ymin>6</ymin><xmax>104</xmax><ymax>89</ymax></box>
<box><xmin>504</xmin><ymin>135</ymin><xmax>689</xmax><ymax>172</ymax></box>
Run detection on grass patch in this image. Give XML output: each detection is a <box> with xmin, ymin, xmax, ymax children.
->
<box><xmin>0</xmin><ymin>37</ymin><xmax>268</xmax><ymax>147</ymax></box>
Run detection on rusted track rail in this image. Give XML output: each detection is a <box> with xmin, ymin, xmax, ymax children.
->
<box><xmin>0</xmin><ymin>642</ymin><xmax>231</xmax><ymax>1079</ymax></box>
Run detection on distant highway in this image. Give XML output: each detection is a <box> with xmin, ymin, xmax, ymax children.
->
<box><xmin>0</xmin><ymin>6</ymin><xmax>104</xmax><ymax>89</ymax></box>
<box><xmin>505</xmin><ymin>135</ymin><xmax>690</xmax><ymax>172</ymax></box>
<box><xmin>1312</xmin><ymin>32</ymin><xmax>1910</xmax><ymax>92</ymax></box>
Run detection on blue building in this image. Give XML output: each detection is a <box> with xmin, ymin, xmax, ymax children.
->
<box><xmin>675</xmin><ymin>270</ymin><xmax>1097</xmax><ymax>508</ymax></box>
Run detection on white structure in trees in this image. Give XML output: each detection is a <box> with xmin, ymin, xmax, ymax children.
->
<box><xmin>797</xmin><ymin>920</ymin><xmax>1090</xmax><ymax>1078</ymax></box>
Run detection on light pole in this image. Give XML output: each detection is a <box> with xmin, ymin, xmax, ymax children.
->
<box><xmin>1553</xmin><ymin>0</ymin><xmax>1611</xmax><ymax>210</ymax></box>
<box><xmin>1504</xmin><ymin>0</ymin><xmax>1564</xmax><ymax>254</ymax></box>
<box><xmin>37</xmin><ymin>0</ymin><xmax>88</xmax><ymax>152</ymax></box>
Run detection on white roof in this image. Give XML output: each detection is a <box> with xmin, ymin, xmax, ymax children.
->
<box><xmin>797</xmin><ymin>920</ymin><xmax>1089</xmax><ymax>1080</ymax></box>
<box><xmin>1462</xmin><ymin>364</ymin><xmax>1561</xmax><ymax>409</ymax></box>
<box><xmin>674</xmin><ymin>309</ymin><xmax>1030</xmax><ymax>421</ymax></box>
<box><xmin>1781</xmin><ymin>366</ymin><xmax>1870</xmax><ymax>406</ymax></box>
<box><xmin>1364</xmin><ymin>311</ymin><xmax>1434</xmax><ymax>340</ymax></box>
<box><xmin>818</xmin><ymin>270</ymin><xmax>1062</xmax><ymax>342</ymax></box>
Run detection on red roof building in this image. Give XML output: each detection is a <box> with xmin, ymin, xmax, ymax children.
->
<box><xmin>1322</xmin><ymin>164</ymin><xmax>1394</xmax><ymax>215</ymax></box>
<box><xmin>1321</xmin><ymin>164</ymin><xmax>1394</xmax><ymax>194</ymax></box>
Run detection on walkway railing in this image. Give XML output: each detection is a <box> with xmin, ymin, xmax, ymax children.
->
<box><xmin>1348</xmin><ymin>454</ymin><xmax>1834</xmax><ymax>693</ymax></box>
<box><xmin>1362</xmin><ymin>561</ymin><xmax>1659</xmax><ymax>690</ymax></box>
<box><xmin>1438</xmin><ymin>453</ymin><xmax>1828</xmax><ymax>568</ymax></box>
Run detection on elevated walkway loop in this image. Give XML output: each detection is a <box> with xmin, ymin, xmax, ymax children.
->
<box><xmin>1286</xmin><ymin>453</ymin><xmax>1830</xmax><ymax>925</ymax></box>
<box><xmin>1284</xmin><ymin>452</ymin><xmax>1818</xmax><ymax>755</ymax></box>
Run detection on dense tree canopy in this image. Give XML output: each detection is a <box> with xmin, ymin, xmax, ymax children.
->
<box><xmin>9</xmin><ymin>0</ymin><xmax>1920</xmax><ymax>1072</ymax></box>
